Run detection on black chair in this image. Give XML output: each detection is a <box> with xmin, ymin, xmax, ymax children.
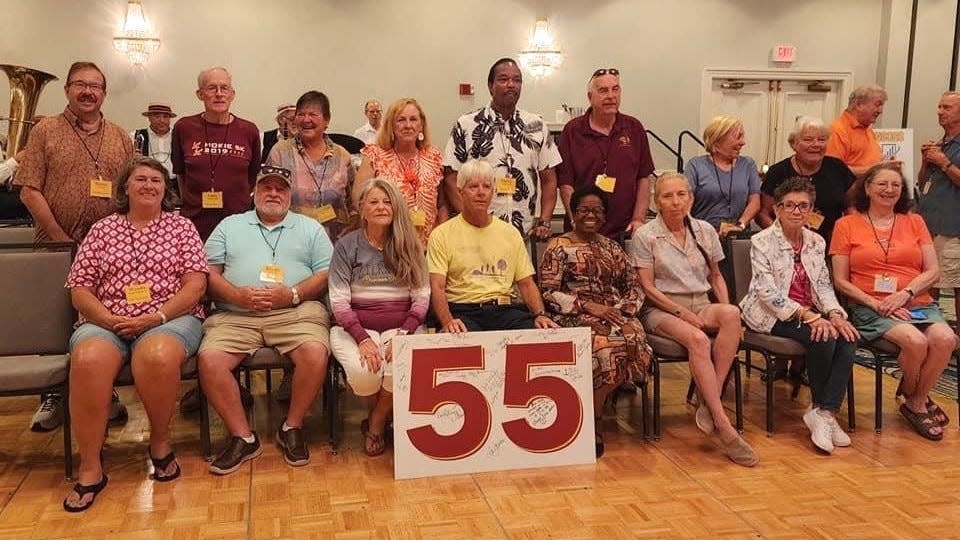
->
<box><xmin>647</xmin><ymin>333</ymin><xmax>743</xmax><ymax>440</ymax></box>
<box><xmin>328</xmin><ymin>133</ymin><xmax>365</xmax><ymax>155</ymax></box>
<box><xmin>730</xmin><ymin>238</ymin><xmax>856</xmax><ymax>434</ymax></box>
<box><xmin>200</xmin><ymin>347</ymin><xmax>343</xmax><ymax>458</ymax></box>
<box><xmin>0</xmin><ymin>242</ymin><xmax>75</xmax><ymax>478</ymax></box>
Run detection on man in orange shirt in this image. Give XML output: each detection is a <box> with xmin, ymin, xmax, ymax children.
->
<box><xmin>826</xmin><ymin>85</ymin><xmax>898</xmax><ymax>178</ymax></box>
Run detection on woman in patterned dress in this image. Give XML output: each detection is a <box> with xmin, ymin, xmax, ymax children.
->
<box><xmin>354</xmin><ymin>98</ymin><xmax>443</xmax><ymax>248</ymax></box>
<box><xmin>62</xmin><ymin>157</ymin><xmax>208</xmax><ymax>511</ymax></box>
<box><xmin>538</xmin><ymin>185</ymin><xmax>652</xmax><ymax>457</ymax></box>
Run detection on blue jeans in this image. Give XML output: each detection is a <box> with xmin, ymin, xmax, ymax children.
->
<box><xmin>770</xmin><ymin>319</ymin><xmax>857</xmax><ymax>411</ymax></box>
<box><xmin>69</xmin><ymin>315</ymin><xmax>203</xmax><ymax>359</ymax></box>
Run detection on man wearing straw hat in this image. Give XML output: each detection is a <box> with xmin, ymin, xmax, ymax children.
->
<box><xmin>261</xmin><ymin>102</ymin><xmax>296</xmax><ymax>163</ymax></box>
<box><xmin>132</xmin><ymin>102</ymin><xmax>178</xmax><ymax>201</ymax></box>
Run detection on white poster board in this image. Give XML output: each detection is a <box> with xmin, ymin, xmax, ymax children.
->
<box><xmin>874</xmin><ymin>128</ymin><xmax>915</xmax><ymax>197</ymax></box>
<box><xmin>391</xmin><ymin>328</ymin><xmax>595</xmax><ymax>480</ymax></box>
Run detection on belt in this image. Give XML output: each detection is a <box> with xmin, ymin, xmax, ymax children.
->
<box><xmin>449</xmin><ymin>300</ymin><xmax>505</xmax><ymax>308</ymax></box>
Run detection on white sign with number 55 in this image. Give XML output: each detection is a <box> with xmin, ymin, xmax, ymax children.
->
<box><xmin>392</xmin><ymin>328</ymin><xmax>595</xmax><ymax>480</ymax></box>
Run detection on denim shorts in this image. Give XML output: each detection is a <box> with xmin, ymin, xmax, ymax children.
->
<box><xmin>69</xmin><ymin>315</ymin><xmax>203</xmax><ymax>359</ymax></box>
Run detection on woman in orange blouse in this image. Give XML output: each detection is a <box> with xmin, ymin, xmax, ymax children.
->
<box><xmin>830</xmin><ymin>163</ymin><xmax>956</xmax><ymax>440</ymax></box>
<box><xmin>354</xmin><ymin>98</ymin><xmax>443</xmax><ymax>248</ymax></box>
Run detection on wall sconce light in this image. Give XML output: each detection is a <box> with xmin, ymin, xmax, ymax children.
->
<box><xmin>519</xmin><ymin>19</ymin><xmax>563</xmax><ymax>78</ymax></box>
<box><xmin>113</xmin><ymin>0</ymin><xmax>160</xmax><ymax>65</ymax></box>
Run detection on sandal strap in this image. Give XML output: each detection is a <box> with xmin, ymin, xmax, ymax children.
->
<box><xmin>72</xmin><ymin>474</ymin><xmax>108</xmax><ymax>496</ymax></box>
<box><xmin>149</xmin><ymin>451</ymin><xmax>177</xmax><ymax>470</ymax></box>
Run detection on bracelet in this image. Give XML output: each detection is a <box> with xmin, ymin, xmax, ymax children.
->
<box><xmin>802</xmin><ymin>313</ymin><xmax>822</xmax><ymax>325</ymax></box>
<box><xmin>156</xmin><ymin>309</ymin><xmax>167</xmax><ymax>325</ymax></box>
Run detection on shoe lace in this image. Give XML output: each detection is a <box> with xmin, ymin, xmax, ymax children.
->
<box><xmin>39</xmin><ymin>396</ymin><xmax>60</xmax><ymax>413</ymax></box>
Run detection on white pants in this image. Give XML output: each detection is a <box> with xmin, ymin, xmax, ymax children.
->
<box><xmin>329</xmin><ymin>326</ymin><xmax>405</xmax><ymax>396</ymax></box>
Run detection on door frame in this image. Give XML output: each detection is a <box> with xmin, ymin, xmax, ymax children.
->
<box><xmin>699</xmin><ymin>67</ymin><xmax>855</xmax><ymax>134</ymax></box>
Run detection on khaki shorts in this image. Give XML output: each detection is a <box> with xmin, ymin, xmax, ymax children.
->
<box><xmin>934</xmin><ymin>235</ymin><xmax>960</xmax><ymax>288</ymax></box>
<box><xmin>199</xmin><ymin>301</ymin><xmax>331</xmax><ymax>356</ymax></box>
<box><xmin>641</xmin><ymin>292</ymin><xmax>712</xmax><ymax>333</ymax></box>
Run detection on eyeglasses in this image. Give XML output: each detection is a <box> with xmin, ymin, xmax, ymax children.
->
<box><xmin>67</xmin><ymin>80</ymin><xmax>104</xmax><ymax>92</ymax></box>
<box><xmin>201</xmin><ymin>84</ymin><xmax>234</xmax><ymax>95</ymax></box>
<box><xmin>575</xmin><ymin>206</ymin><xmax>605</xmax><ymax>216</ymax></box>
<box><xmin>258</xmin><ymin>165</ymin><xmax>291</xmax><ymax>179</ymax></box>
<box><xmin>591</xmin><ymin>68</ymin><xmax>620</xmax><ymax>79</ymax></box>
<box><xmin>777</xmin><ymin>201</ymin><xmax>812</xmax><ymax>213</ymax></box>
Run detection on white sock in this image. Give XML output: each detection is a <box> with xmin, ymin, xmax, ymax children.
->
<box><xmin>240</xmin><ymin>433</ymin><xmax>256</xmax><ymax>443</ymax></box>
<box><xmin>281</xmin><ymin>422</ymin><xmax>295</xmax><ymax>432</ymax></box>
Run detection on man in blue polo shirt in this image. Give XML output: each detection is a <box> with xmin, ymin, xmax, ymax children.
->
<box><xmin>557</xmin><ymin>68</ymin><xmax>656</xmax><ymax>238</ymax></box>
<box><xmin>198</xmin><ymin>164</ymin><xmax>333</xmax><ymax>474</ymax></box>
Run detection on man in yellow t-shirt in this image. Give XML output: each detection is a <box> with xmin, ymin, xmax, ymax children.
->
<box><xmin>428</xmin><ymin>159</ymin><xmax>559</xmax><ymax>333</ymax></box>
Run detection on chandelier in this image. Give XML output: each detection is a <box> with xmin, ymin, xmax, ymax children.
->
<box><xmin>113</xmin><ymin>0</ymin><xmax>161</xmax><ymax>65</ymax></box>
<box><xmin>519</xmin><ymin>19</ymin><xmax>563</xmax><ymax>78</ymax></box>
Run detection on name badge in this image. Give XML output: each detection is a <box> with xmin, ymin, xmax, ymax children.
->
<box><xmin>123</xmin><ymin>283</ymin><xmax>152</xmax><ymax>304</ymax></box>
<box><xmin>595</xmin><ymin>174</ymin><xmax>617</xmax><ymax>193</ymax></box>
<box><xmin>202</xmin><ymin>191</ymin><xmax>224</xmax><ymax>209</ymax></box>
<box><xmin>873</xmin><ymin>274</ymin><xmax>898</xmax><ymax>293</ymax></box>
<box><xmin>89</xmin><ymin>178</ymin><xmax>112</xmax><ymax>199</ymax></box>
<box><xmin>718</xmin><ymin>220</ymin><xmax>740</xmax><ymax>237</ymax></box>
<box><xmin>316</xmin><ymin>204</ymin><xmax>337</xmax><ymax>223</ymax></box>
<box><xmin>260</xmin><ymin>264</ymin><xmax>285</xmax><ymax>284</ymax></box>
<box><xmin>806</xmin><ymin>211</ymin><xmax>825</xmax><ymax>230</ymax></box>
<box><xmin>497</xmin><ymin>295</ymin><xmax>512</xmax><ymax>306</ymax></box>
<box><xmin>496</xmin><ymin>176</ymin><xmax>517</xmax><ymax>195</ymax></box>
<box><xmin>409</xmin><ymin>206</ymin><xmax>427</xmax><ymax>227</ymax></box>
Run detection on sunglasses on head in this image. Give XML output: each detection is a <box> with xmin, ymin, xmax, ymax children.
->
<box><xmin>259</xmin><ymin>165</ymin><xmax>291</xmax><ymax>179</ymax></box>
<box><xmin>591</xmin><ymin>68</ymin><xmax>620</xmax><ymax>79</ymax></box>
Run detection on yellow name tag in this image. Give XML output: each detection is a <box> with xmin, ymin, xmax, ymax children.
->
<box><xmin>259</xmin><ymin>263</ymin><xmax>285</xmax><ymax>284</ymax></box>
<box><xmin>806</xmin><ymin>211</ymin><xmax>825</xmax><ymax>230</ymax></box>
<box><xmin>316</xmin><ymin>204</ymin><xmax>337</xmax><ymax>223</ymax></box>
<box><xmin>202</xmin><ymin>191</ymin><xmax>224</xmax><ymax>209</ymax></box>
<box><xmin>123</xmin><ymin>283</ymin><xmax>152</xmax><ymax>304</ymax></box>
<box><xmin>497</xmin><ymin>295</ymin><xmax>512</xmax><ymax>306</ymax></box>
<box><xmin>496</xmin><ymin>176</ymin><xmax>517</xmax><ymax>194</ymax></box>
<box><xmin>89</xmin><ymin>178</ymin><xmax>112</xmax><ymax>199</ymax></box>
<box><xmin>873</xmin><ymin>274</ymin><xmax>898</xmax><ymax>293</ymax></box>
<box><xmin>595</xmin><ymin>174</ymin><xmax>617</xmax><ymax>193</ymax></box>
<box><xmin>410</xmin><ymin>206</ymin><xmax>427</xmax><ymax>227</ymax></box>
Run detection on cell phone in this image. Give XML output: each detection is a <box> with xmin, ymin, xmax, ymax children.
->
<box><xmin>908</xmin><ymin>309</ymin><xmax>928</xmax><ymax>320</ymax></box>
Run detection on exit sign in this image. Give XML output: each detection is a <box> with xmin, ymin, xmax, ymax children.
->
<box><xmin>773</xmin><ymin>44</ymin><xmax>797</xmax><ymax>63</ymax></box>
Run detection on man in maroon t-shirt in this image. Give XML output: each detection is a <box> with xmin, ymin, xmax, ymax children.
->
<box><xmin>172</xmin><ymin>66</ymin><xmax>260</xmax><ymax>413</ymax></box>
<box><xmin>172</xmin><ymin>66</ymin><xmax>261</xmax><ymax>241</ymax></box>
<box><xmin>557</xmin><ymin>68</ymin><xmax>655</xmax><ymax>238</ymax></box>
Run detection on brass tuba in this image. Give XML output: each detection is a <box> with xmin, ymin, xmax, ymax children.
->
<box><xmin>0</xmin><ymin>64</ymin><xmax>58</xmax><ymax>158</ymax></box>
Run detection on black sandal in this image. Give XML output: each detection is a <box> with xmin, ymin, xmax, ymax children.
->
<box><xmin>62</xmin><ymin>474</ymin><xmax>108</xmax><ymax>512</ymax></box>
<box><xmin>926</xmin><ymin>398</ymin><xmax>950</xmax><ymax>427</ymax></box>
<box><xmin>899</xmin><ymin>404</ymin><xmax>944</xmax><ymax>441</ymax></box>
<box><xmin>149</xmin><ymin>451</ymin><xmax>181</xmax><ymax>482</ymax></box>
<box><xmin>361</xmin><ymin>419</ymin><xmax>386</xmax><ymax>457</ymax></box>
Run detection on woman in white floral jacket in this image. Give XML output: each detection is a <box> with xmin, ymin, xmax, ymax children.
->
<box><xmin>740</xmin><ymin>177</ymin><xmax>859</xmax><ymax>454</ymax></box>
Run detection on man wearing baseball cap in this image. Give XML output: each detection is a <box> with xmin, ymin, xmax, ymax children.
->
<box><xmin>132</xmin><ymin>101</ymin><xmax>178</xmax><ymax>200</ymax></box>
<box><xmin>262</xmin><ymin>103</ymin><xmax>296</xmax><ymax>163</ymax></box>
<box><xmin>198</xmin><ymin>164</ymin><xmax>334</xmax><ymax>474</ymax></box>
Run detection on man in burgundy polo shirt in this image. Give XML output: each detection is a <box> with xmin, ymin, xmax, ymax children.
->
<box><xmin>557</xmin><ymin>68</ymin><xmax>655</xmax><ymax>238</ymax></box>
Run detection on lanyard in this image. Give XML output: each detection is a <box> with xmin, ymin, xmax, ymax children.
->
<box><xmin>710</xmin><ymin>161</ymin><xmax>736</xmax><ymax>208</ymax></box>
<box><xmin>258</xmin><ymin>224</ymin><xmax>284</xmax><ymax>261</ymax></box>
<box><xmin>495</xmin><ymin>114</ymin><xmax>516</xmax><ymax>169</ymax></box>
<box><xmin>866</xmin><ymin>214</ymin><xmax>896</xmax><ymax>264</ymax></box>
<box><xmin>126</xmin><ymin>215</ymin><xmax>156</xmax><ymax>278</ymax></box>
<box><xmin>66</xmin><ymin>116</ymin><xmax>105</xmax><ymax>176</ymax></box>
<box><xmin>202</xmin><ymin>114</ymin><xmax>232</xmax><ymax>189</ymax></box>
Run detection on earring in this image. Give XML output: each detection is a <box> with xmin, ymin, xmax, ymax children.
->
<box><xmin>417</xmin><ymin>132</ymin><xmax>424</xmax><ymax>142</ymax></box>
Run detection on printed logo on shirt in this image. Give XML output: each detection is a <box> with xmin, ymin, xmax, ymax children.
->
<box><xmin>472</xmin><ymin>258</ymin><xmax>509</xmax><ymax>278</ymax></box>
<box><xmin>191</xmin><ymin>141</ymin><xmax>249</xmax><ymax>158</ymax></box>
<box><xmin>618</xmin><ymin>134</ymin><xmax>632</xmax><ymax>148</ymax></box>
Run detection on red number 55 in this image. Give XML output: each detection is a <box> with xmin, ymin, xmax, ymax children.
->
<box><xmin>406</xmin><ymin>341</ymin><xmax>582</xmax><ymax>460</ymax></box>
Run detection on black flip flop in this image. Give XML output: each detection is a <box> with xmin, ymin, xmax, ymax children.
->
<box><xmin>149</xmin><ymin>451</ymin><xmax>181</xmax><ymax>482</ymax></box>
<box><xmin>62</xmin><ymin>474</ymin><xmax>108</xmax><ymax>512</ymax></box>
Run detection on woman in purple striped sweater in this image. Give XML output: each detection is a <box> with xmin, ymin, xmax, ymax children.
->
<box><xmin>328</xmin><ymin>178</ymin><xmax>429</xmax><ymax>456</ymax></box>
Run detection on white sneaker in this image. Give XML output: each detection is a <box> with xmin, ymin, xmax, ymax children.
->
<box><xmin>802</xmin><ymin>406</ymin><xmax>834</xmax><ymax>454</ymax></box>
<box><xmin>30</xmin><ymin>393</ymin><xmax>64</xmax><ymax>432</ymax></box>
<box><xmin>827</xmin><ymin>414</ymin><xmax>852</xmax><ymax>447</ymax></box>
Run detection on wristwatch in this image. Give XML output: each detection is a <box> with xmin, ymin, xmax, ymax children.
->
<box><xmin>291</xmin><ymin>286</ymin><xmax>301</xmax><ymax>306</ymax></box>
<box><xmin>903</xmin><ymin>287</ymin><xmax>915</xmax><ymax>299</ymax></box>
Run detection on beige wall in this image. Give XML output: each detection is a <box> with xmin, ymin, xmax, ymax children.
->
<box><xmin>0</xmin><ymin>0</ymin><xmax>955</xmax><ymax>173</ymax></box>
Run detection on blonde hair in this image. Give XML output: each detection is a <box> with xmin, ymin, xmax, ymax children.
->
<box><xmin>702</xmin><ymin>114</ymin><xmax>743</xmax><ymax>153</ymax></box>
<box><xmin>357</xmin><ymin>178</ymin><xmax>427</xmax><ymax>289</ymax></box>
<box><xmin>375</xmin><ymin>98</ymin><xmax>432</xmax><ymax>150</ymax></box>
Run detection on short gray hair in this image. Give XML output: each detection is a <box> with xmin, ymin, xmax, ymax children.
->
<box><xmin>787</xmin><ymin>116</ymin><xmax>830</xmax><ymax>146</ymax></box>
<box><xmin>457</xmin><ymin>159</ymin><xmax>494</xmax><ymax>188</ymax></box>
<box><xmin>197</xmin><ymin>66</ymin><xmax>231</xmax><ymax>90</ymax></box>
<box><xmin>847</xmin><ymin>84</ymin><xmax>887</xmax><ymax>108</ymax></box>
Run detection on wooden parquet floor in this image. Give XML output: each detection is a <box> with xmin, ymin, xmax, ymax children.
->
<box><xmin>1</xmin><ymin>362</ymin><xmax>959</xmax><ymax>540</ymax></box>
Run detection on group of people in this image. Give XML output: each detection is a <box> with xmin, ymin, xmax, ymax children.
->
<box><xmin>6</xmin><ymin>56</ymin><xmax>960</xmax><ymax>512</ymax></box>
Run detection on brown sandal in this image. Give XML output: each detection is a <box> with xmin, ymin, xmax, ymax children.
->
<box><xmin>926</xmin><ymin>398</ymin><xmax>950</xmax><ymax>427</ymax></box>
<box><xmin>899</xmin><ymin>404</ymin><xmax>943</xmax><ymax>441</ymax></box>
<box><xmin>360</xmin><ymin>419</ymin><xmax>386</xmax><ymax>457</ymax></box>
